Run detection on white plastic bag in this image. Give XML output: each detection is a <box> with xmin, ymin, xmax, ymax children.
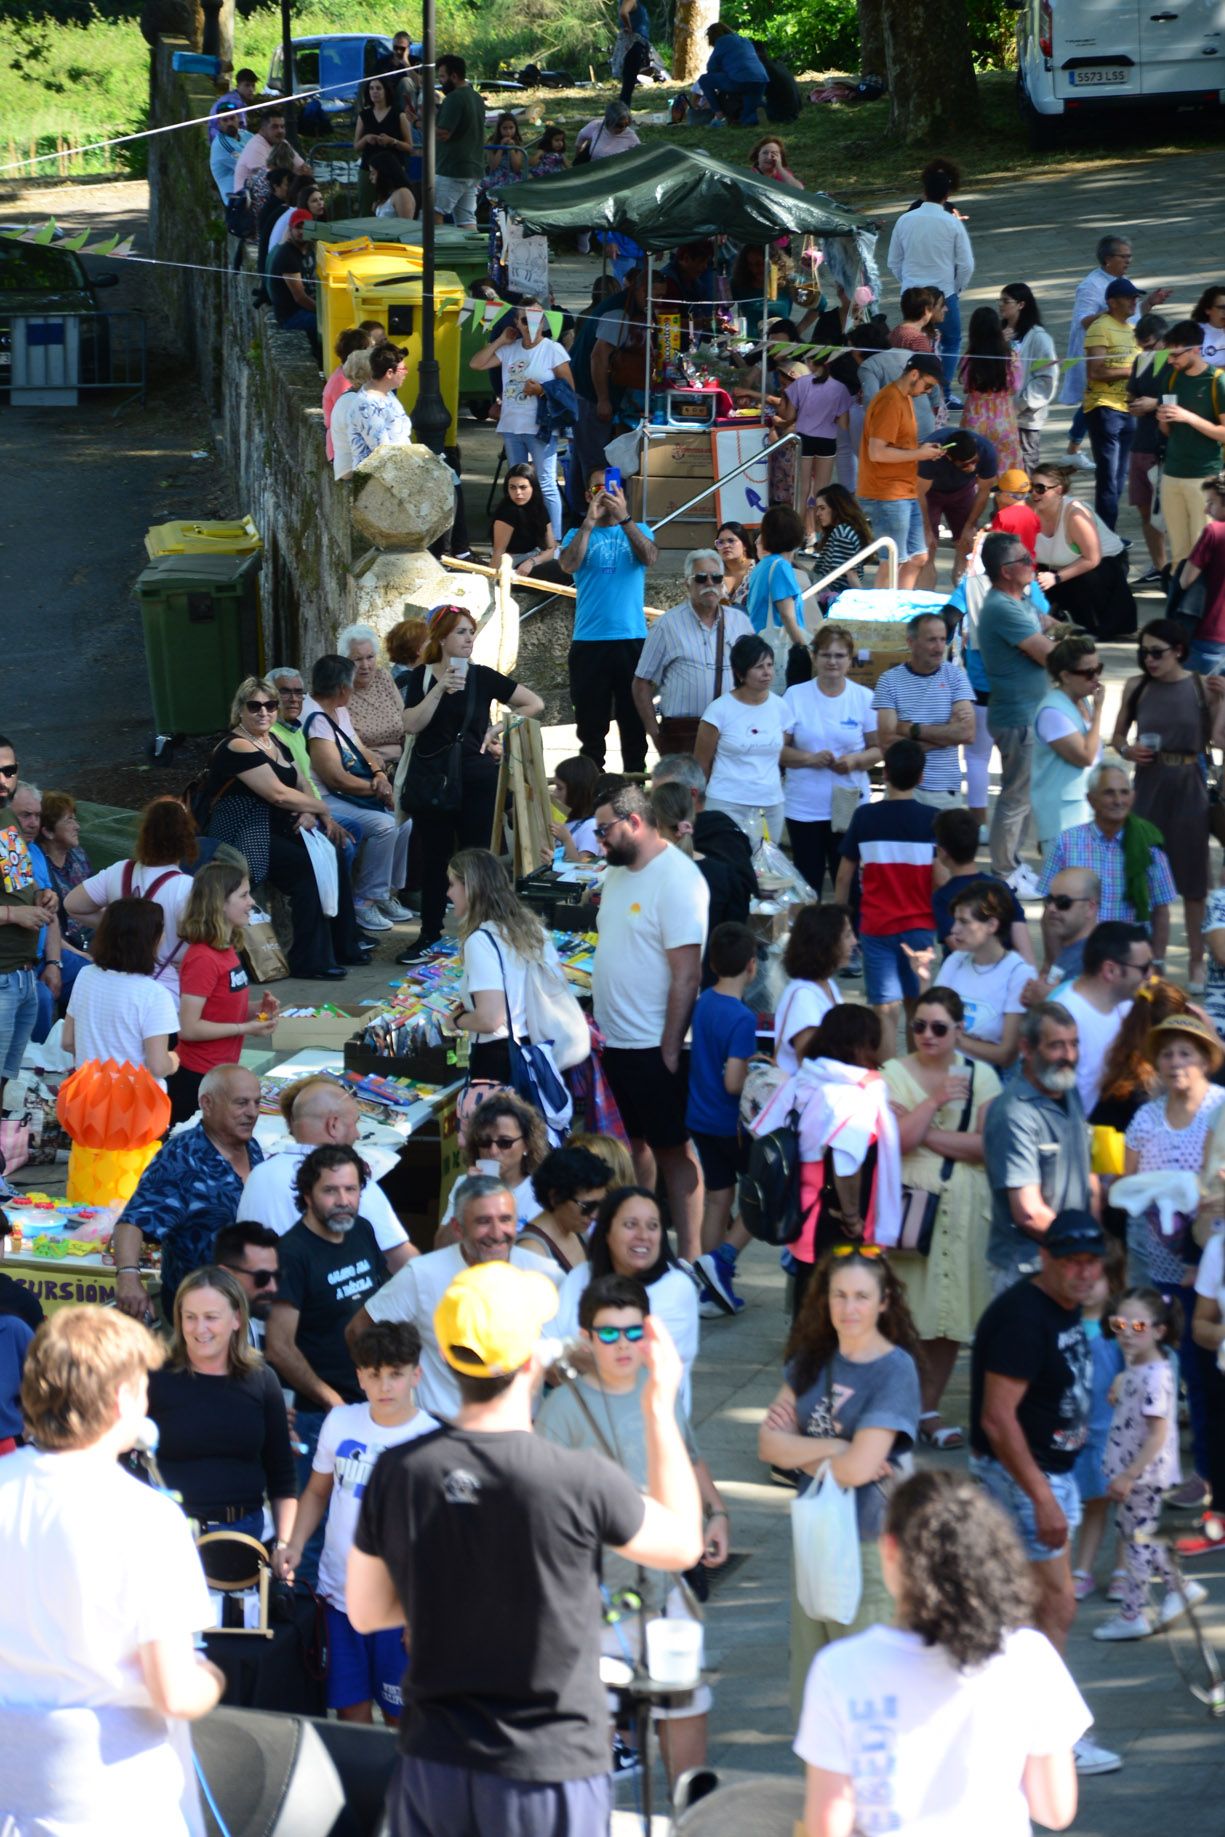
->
<box><xmin>791</xmin><ymin>1460</ymin><xmax>862</xmax><ymax>1624</ymax></box>
<box><xmin>302</xmin><ymin>825</ymin><xmax>339</xmax><ymax>918</ymax></box>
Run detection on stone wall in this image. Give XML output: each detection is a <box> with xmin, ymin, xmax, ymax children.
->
<box><xmin>148</xmin><ymin>40</ymin><xmax>590</xmax><ymax>703</ymax></box>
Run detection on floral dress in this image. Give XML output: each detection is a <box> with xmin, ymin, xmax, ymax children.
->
<box><xmin>1124</xmin><ymin>1086</ymin><xmax>1225</xmax><ymax>1285</ymax></box>
<box><xmin>882</xmin><ymin>1056</ymin><xmax>1001</xmax><ymax>1342</ymax></box>
<box><xmin>957</xmin><ymin>352</ymin><xmax>1023</xmax><ymax>474</ymax></box>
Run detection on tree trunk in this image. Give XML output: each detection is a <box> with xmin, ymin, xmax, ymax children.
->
<box><xmin>673</xmin><ymin>0</ymin><xmax>721</xmax><ymax>84</ymax></box>
<box><xmin>882</xmin><ymin>0</ymin><xmax>980</xmax><ymax>143</ymax></box>
<box><xmin>857</xmin><ymin>0</ymin><xmax>886</xmax><ymax>83</ymax></box>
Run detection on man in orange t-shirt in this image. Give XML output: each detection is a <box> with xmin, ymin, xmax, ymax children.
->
<box><xmin>858</xmin><ymin>353</ymin><xmax>944</xmax><ymax>587</ymax></box>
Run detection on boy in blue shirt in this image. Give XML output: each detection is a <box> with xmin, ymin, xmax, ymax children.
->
<box><xmin>687</xmin><ymin>921</ymin><xmax>758</xmax><ymax>1319</ymax></box>
<box><xmin>746</xmin><ymin>504</ymin><xmax>807</xmax><ymax>684</ymax></box>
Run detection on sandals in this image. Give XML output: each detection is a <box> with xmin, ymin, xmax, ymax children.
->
<box><xmin>918</xmin><ymin>1411</ymin><xmax>964</xmax><ymax>1450</ymax></box>
<box><xmin>1072</xmin><ymin>1569</ymin><xmax>1097</xmax><ymax>1601</ymax></box>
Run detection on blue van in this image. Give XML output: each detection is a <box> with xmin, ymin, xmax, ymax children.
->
<box><xmin>265</xmin><ymin>35</ymin><xmax>423</xmax><ymax>122</ymax></box>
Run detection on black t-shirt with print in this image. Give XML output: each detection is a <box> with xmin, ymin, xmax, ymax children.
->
<box><xmin>970</xmin><ymin>1278</ymin><xmax>1092</xmax><ymax>1474</ymax></box>
<box><xmin>355</xmin><ymin>1425</ymin><xmax>645</xmax><ymax>1779</ymax></box>
<box><xmin>402</xmin><ymin>663</ymin><xmax>518</xmax><ymax>783</ymax></box>
<box><xmin>275</xmin><ymin>1216</ymin><xmax>387</xmax><ymax>1405</ymax></box>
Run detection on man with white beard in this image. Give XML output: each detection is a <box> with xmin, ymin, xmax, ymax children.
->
<box><xmin>982</xmin><ymin>1002</ymin><xmax>1096</xmax><ymax>1297</ymax></box>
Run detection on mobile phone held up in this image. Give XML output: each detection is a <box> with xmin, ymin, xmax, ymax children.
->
<box><xmin>604</xmin><ymin>466</ymin><xmax>622</xmax><ymax>494</ymax></box>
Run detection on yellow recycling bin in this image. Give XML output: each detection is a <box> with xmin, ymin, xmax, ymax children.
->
<box><xmin>316</xmin><ymin>239</ymin><xmax>464</xmax><ymax>444</ymax></box>
<box><xmin>144</xmin><ymin>516</ymin><xmax>263</xmax><ymax>561</ymax></box>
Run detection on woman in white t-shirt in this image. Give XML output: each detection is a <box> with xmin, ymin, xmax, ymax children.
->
<box><xmin>62</xmin><ymin>898</ymin><xmax>180</xmax><ymax>1086</ymax></box>
<box><xmin>908</xmin><ymin>880</ymin><xmax>1029</xmax><ymax>1069</ymax></box>
<box><xmin>796</xmin><ymin>1468</ymin><xmax>1090</xmax><ymax>1835</ymax></box>
<box><xmin>694</xmin><ymin>633</ymin><xmax>788</xmax><ymax>842</ymax></box>
<box><xmin>774</xmin><ymin>903</ymin><xmax>854</xmax><ymax>1074</ymax></box>
<box><xmin>64</xmin><ymin>797</ymin><xmax>196</xmax><ymax>1000</ymax></box>
<box><xmin>469</xmin><ymin>298</ymin><xmax>574</xmax><ymax>546</ymax></box>
<box><xmin>448</xmin><ymin>845</ymin><xmax>569</xmax><ymax>1088</ymax></box>
<box><xmin>781</xmin><ymin>623</ymin><xmax>880</xmax><ymax>898</ymax></box>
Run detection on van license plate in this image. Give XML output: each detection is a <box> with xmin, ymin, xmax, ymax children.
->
<box><xmin>1071</xmin><ymin>67</ymin><xmax>1128</xmax><ymax>85</ymax></box>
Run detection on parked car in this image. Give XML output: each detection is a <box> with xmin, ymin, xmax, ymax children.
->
<box><xmin>0</xmin><ymin>229</ymin><xmax>117</xmax><ymax>392</ymax></box>
<box><xmin>1013</xmin><ymin>0</ymin><xmax>1225</xmax><ymax>146</ymax></box>
<box><xmin>265</xmin><ymin>34</ymin><xmax>423</xmax><ymax>125</ymax></box>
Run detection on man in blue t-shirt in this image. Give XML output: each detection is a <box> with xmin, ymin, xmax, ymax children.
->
<box><xmin>559</xmin><ymin>466</ymin><xmax>658</xmax><ymax>773</ymax></box>
<box><xmin>975</xmin><ymin>531</ymin><xmax>1058</xmax><ymax>895</ymax></box>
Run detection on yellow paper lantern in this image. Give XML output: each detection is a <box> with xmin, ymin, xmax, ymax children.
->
<box><xmin>65</xmin><ymin>1141</ymin><xmax>161</xmax><ymax>1208</ymax></box>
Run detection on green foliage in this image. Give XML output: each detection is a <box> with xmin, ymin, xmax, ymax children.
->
<box><xmin>0</xmin><ymin>12</ymin><xmax>150</xmax><ymax>177</ymax></box>
<box><xmin>719</xmin><ymin>0</ymin><xmax>1018</xmax><ymax>76</ymax></box>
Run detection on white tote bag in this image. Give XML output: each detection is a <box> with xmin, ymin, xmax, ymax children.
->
<box><xmin>791</xmin><ymin>1460</ymin><xmax>862</xmax><ymax>1624</ymax></box>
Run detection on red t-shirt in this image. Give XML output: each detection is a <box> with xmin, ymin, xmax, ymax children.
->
<box><xmin>178</xmin><ymin>943</ymin><xmax>249</xmax><ymax>1073</ymax></box>
<box><xmin>1191</xmin><ymin>519</ymin><xmax>1225</xmax><ymax>643</ymax></box>
<box><xmin>991</xmin><ymin>501</ymin><xmax>1042</xmax><ymax>559</ymax></box>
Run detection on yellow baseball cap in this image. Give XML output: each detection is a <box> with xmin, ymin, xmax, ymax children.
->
<box><xmin>434</xmin><ymin>1261</ymin><xmax>560</xmax><ymax>1377</ymax></box>
<box><xmin>997</xmin><ymin>468</ymin><xmax>1031</xmax><ymax>493</ymax></box>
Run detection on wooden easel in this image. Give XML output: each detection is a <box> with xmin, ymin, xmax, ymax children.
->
<box><xmin>490</xmin><ymin>714</ymin><xmax>553</xmax><ymax>880</ymax></box>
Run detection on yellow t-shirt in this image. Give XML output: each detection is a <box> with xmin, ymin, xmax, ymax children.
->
<box><xmin>1082</xmin><ymin>312</ymin><xmax>1134</xmax><ymax>414</ymax></box>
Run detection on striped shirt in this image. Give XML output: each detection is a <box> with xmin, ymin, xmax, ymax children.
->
<box><xmin>839</xmin><ymin>799</ymin><xmax>937</xmax><ymax>936</ymax></box>
<box><xmin>634</xmin><ymin>601</ymin><xmax>753</xmax><ymax>719</ymax></box>
<box><xmin>872</xmin><ymin>661</ymin><xmax>973</xmax><ymax>791</ymax></box>
<box><xmin>1037</xmin><ymin>821</ymin><xmax>1178</xmax><ymax>921</ymax></box>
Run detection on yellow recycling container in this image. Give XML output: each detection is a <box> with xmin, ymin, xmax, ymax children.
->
<box><xmin>144</xmin><ymin>516</ymin><xmax>262</xmax><ymax>561</ymax></box>
<box><xmin>316</xmin><ymin>240</ymin><xmax>465</xmax><ymax>444</ymax></box>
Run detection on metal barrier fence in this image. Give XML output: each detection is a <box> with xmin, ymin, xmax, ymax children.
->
<box><xmin>4</xmin><ymin>310</ymin><xmax>146</xmax><ymax>410</ymax></box>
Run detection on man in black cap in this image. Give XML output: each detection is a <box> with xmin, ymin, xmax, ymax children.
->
<box><xmin>970</xmin><ymin>1208</ymin><xmax>1121</xmax><ymax>1777</ymax></box>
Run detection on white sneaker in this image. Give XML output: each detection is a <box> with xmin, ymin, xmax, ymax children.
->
<box><xmin>1006</xmin><ymin>864</ymin><xmax>1043</xmax><ymax>901</ymax></box>
<box><xmin>1074</xmin><ymin>1735</ymin><xmax>1123</xmax><ymax>1774</ymax></box>
<box><xmin>1068</xmin><ymin>450</ymin><xmax>1097</xmax><ymax>472</ymax></box>
<box><xmin>1093</xmin><ymin>1611</ymin><xmax>1153</xmax><ymax>1641</ymax></box>
<box><xmin>355</xmin><ymin>902</ymin><xmax>392</xmax><ymax>932</ymax></box>
<box><xmin>378</xmin><ymin>897</ymin><xmax>414</xmax><ymax>924</ymax></box>
<box><xmin>1160</xmin><ymin>1580</ymin><xmax>1208</xmax><ymax>1626</ymax></box>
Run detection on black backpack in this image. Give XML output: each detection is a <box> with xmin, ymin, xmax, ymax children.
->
<box><xmin>224</xmin><ymin>191</ymin><xmax>254</xmax><ymax>240</ymax></box>
<box><xmin>738</xmin><ymin>1103</ymin><xmax>805</xmax><ymax>1246</ymax></box>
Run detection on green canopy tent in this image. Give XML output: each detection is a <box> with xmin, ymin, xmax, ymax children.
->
<box><xmin>488</xmin><ymin>141</ymin><xmax>878</xmax><ymax>518</ymax></box>
<box><xmin>487</xmin><ymin>141</ymin><xmax>874</xmax><ymax>249</ymax></box>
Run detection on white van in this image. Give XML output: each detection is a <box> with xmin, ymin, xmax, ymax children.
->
<box><xmin>1014</xmin><ymin>0</ymin><xmax>1225</xmax><ymax>144</ymax></box>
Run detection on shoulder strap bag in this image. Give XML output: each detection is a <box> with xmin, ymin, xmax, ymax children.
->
<box><xmin>479</xmin><ymin>928</ymin><xmax>574</xmax><ymax>1141</ymax></box>
<box><xmin>897</xmin><ymin>1063</ymin><xmax>976</xmax><ymax>1255</ymax></box>
<box><xmin>400</xmin><ymin>670</ymin><xmax>477</xmax><ymax>819</ymax></box>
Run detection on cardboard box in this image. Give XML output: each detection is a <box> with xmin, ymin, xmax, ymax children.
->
<box><xmin>648</xmin><ymin>432</ymin><xmax>718</xmax><ymax>479</ymax></box>
<box><xmin>849</xmin><ymin>648</ymin><xmax>908</xmax><ymax>690</ymax></box>
<box><xmin>654</xmin><ymin>519</ymin><xmax>720</xmax><ymax>552</ymax></box>
<box><xmin>629</xmin><ymin>473</ymin><xmax>716</xmax><ymax>522</ymax></box>
<box><xmin>268</xmin><ymin>1007</ymin><xmax>367</xmax><ymax>1055</ymax></box>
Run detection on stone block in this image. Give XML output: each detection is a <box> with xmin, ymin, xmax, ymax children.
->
<box><xmin>351</xmin><ymin>443</ymin><xmax>456</xmax><ymax>552</ymax></box>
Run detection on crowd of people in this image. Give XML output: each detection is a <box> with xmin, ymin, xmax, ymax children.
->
<box><xmin>10</xmin><ymin>49</ymin><xmax>1225</xmax><ymax>1831</ymax></box>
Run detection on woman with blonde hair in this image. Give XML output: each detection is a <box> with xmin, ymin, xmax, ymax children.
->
<box><xmin>398</xmin><ymin>604</ymin><xmax>543</xmax><ymax>962</ymax></box>
<box><xmin>446</xmin><ymin>846</ymin><xmax>562</xmax><ymax>1088</ymax></box>
<box><xmin>146</xmin><ymin>1265</ymin><xmax>296</xmax><ymax>1545</ymax></box>
<box><xmin>166</xmin><ymin>862</ymin><xmax>279</xmax><ymax>1123</ymax></box>
<box><xmin>331</xmin><ymin>347</ymin><xmax>376</xmax><ymax>482</ymax></box>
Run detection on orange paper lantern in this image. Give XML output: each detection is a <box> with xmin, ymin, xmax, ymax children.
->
<box><xmin>56</xmin><ymin>1059</ymin><xmax>171</xmax><ymax>1150</ymax></box>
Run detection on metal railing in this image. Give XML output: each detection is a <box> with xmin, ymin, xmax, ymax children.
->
<box><xmin>4</xmin><ymin>310</ymin><xmax>146</xmax><ymax>411</ymax></box>
<box><xmin>801</xmin><ymin>535</ymin><xmax>899</xmax><ymax>601</ymax></box>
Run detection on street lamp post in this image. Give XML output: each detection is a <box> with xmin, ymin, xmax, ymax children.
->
<box><xmin>279</xmin><ymin>0</ymin><xmax>296</xmax><ymax>147</ymax></box>
<box><xmin>413</xmin><ymin>0</ymin><xmax>451</xmax><ymax>456</ymax></box>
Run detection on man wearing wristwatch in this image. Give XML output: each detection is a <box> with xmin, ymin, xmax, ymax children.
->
<box><xmin>0</xmin><ymin>736</ymin><xmax>57</xmax><ymax>1108</ymax></box>
<box><xmin>871</xmin><ymin>613</ymin><xmax>975</xmax><ymax>811</ymax></box>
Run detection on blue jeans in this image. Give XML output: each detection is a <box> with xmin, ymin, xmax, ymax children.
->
<box><xmin>292</xmin><ymin>1407</ymin><xmax>327</xmax><ymax>1591</ymax></box>
<box><xmin>30</xmin><ymin>949</ymin><xmax>86</xmax><ymax>1046</ymax></box>
<box><xmin>326</xmin><ymin>795</ymin><xmax>410</xmax><ymax>906</ymax></box>
<box><xmin>696</xmin><ymin>71</ymin><xmax>766</xmax><ymax>124</ymax></box>
<box><xmin>501</xmin><ymin>431</ymin><xmax>563</xmax><ymax>548</ymax></box>
<box><xmin>0</xmin><ymin>968</ymin><xmax>38</xmax><ymax>1081</ymax></box>
<box><xmin>1069</xmin><ymin>406</ymin><xmax>1087</xmax><ymax>446</ymax></box>
<box><xmin>1191</xmin><ymin>637</ymin><xmax>1225</xmax><ymax>675</ymax></box>
<box><xmin>939</xmin><ymin>290</ymin><xmax>962</xmax><ymax>396</ymax></box>
<box><xmin>971</xmin><ymin>1454</ymin><xmax>1082</xmax><ymax>1562</ymax></box>
<box><xmin>858</xmin><ymin>495</ymin><xmax>926</xmax><ymax>563</ymax></box>
<box><xmin>1086</xmin><ymin>404</ymin><xmax>1133</xmax><ymax>531</ymax></box>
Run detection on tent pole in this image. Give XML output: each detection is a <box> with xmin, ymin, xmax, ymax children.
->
<box><xmin>642</xmin><ymin>252</ymin><xmax>653</xmax><ymax>515</ymax></box>
<box><xmin>760</xmin><ymin>258</ymin><xmax>768</xmax><ymax>419</ymax></box>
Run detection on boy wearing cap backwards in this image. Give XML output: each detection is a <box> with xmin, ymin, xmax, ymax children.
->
<box><xmin>349</xmin><ymin>1260</ymin><xmax>704</xmax><ymax>1835</ymax></box>
<box><xmin>969</xmin><ymin>1208</ymin><xmax>1122</xmax><ymax>1778</ymax></box>
<box><xmin>537</xmin><ymin>1274</ymin><xmax>730</xmax><ymax>1783</ymax></box>
<box><xmin>275</xmin><ymin>1320</ymin><xmax>437</xmax><ymax>1727</ymax></box>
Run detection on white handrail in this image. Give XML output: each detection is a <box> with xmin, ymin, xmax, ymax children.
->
<box><xmin>800</xmin><ymin>535</ymin><xmax>899</xmax><ymax>601</ymax></box>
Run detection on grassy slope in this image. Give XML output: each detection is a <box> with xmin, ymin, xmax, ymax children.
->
<box><xmin>2</xmin><ymin>7</ymin><xmax>1222</xmax><ymax>200</ymax></box>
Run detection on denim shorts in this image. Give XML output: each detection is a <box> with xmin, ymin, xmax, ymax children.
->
<box><xmin>858</xmin><ymin>495</ymin><xmax>927</xmax><ymax>562</ymax></box>
<box><xmin>432</xmin><ymin>173</ymin><xmax>478</xmax><ymax>226</ymax></box>
<box><xmin>971</xmin><ymin>1453</ymin><xmax>1082</xmax><ymax>1563</ymax></box>
<box><xmin>859</xmin><ymin>928</ymin><xmax>935</xmax><ymax>1006</ymax></box>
